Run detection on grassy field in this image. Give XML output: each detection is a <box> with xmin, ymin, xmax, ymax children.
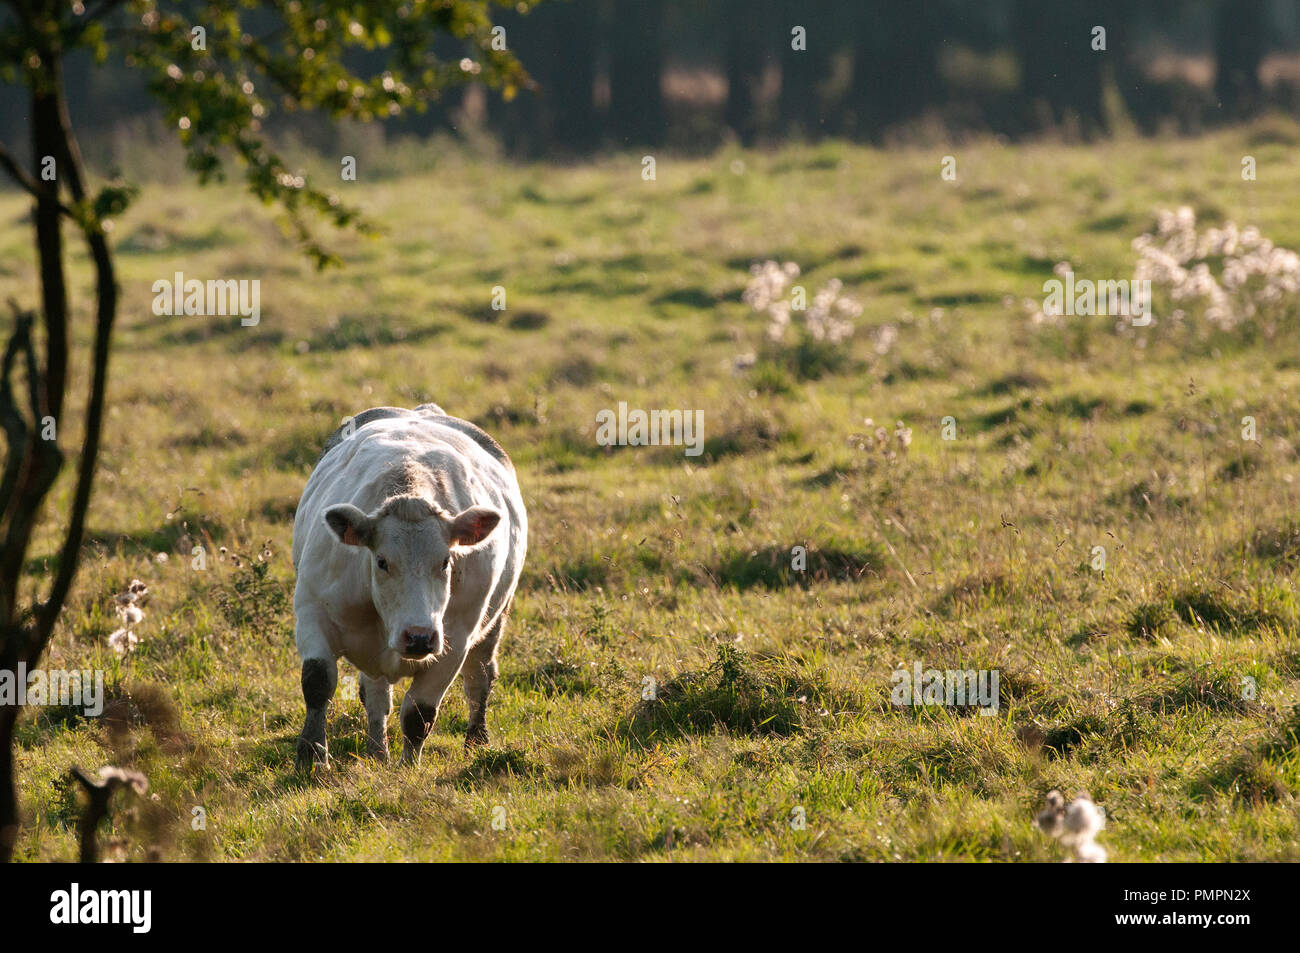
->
<box><xmin>4</xmin><ymin>121</ymin><xmax>1300</xmax><ymax>861</ymax></box>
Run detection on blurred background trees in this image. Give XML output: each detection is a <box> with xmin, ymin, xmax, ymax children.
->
<box><xmin>0</xmin><ymin>0</ymin><xmax>1288</xmax><ymax>172</ymax></box>
<box><xmin>0</xmin><ymin>0</ymin><xmax>1292</xmax><ymax>161</ymax></box>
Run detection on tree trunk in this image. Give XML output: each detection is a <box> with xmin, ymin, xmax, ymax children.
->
<box><xmin>0</xmin><ymin>80</ymin><xmax>67</xmax><ymax>624</ymax></box>
<box><xmin>779</xmin><ymin>0</ymin><xmax>834</xmax><ymax>139</ymax></box>
<box><xmin>0</xmin><ymin>44</ymin><xmax>119</xmax><ymax>864</ymax></box>
<box><xmin>1214</xmin><ymin>0</ymin><xmax>1267</xmax><ymax>118</ymax></box>
<box><xmin>724</xmin><ymin>0</ymin><xmax>765</xmax><ymax>146</ymax></box>
<box><xmin>1012</xmin><ymin>0</ymin><xmax>1112</xmax><ymax>138</ymax></box>
<box><xmin>606</xmin><ymin>0</ymin><xmax>665</xmax><ymax>147</ymax></box>
<box><xmin>549</xmin><ymin>0</ymin><xmax>599</xmax><ymax>153</ymax></box>
<box><xmin>849</xmin><ymin>0</ymin><xmax>945</xmax><ymax>140</ymax></box>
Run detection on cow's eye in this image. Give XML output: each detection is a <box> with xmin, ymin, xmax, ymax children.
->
<box><xmin>376</xmin><ymin>556</ymin><xmax>389</xmax><ymax>572</ymax></box>
<box><xmin>441</xmin><ymin>557</ymin><xmax>450</xmax><ymax>571</ymax></box>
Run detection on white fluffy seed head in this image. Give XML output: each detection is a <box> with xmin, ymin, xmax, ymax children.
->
<box><xmin>1036</xmin><ymin>790</ymin><xmax>1107</xmax><ymax>863</ymax></box>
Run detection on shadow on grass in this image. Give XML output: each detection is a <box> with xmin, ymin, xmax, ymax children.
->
<box><xmin>614</xmin><ymin>645</ymin><xmax>859</xmax><ymax>743</ymax></box>
<box><xmin>455</xmin><ymin>745</ymin><xmax>543</xmax><ymax>785</ymax></box>
<box><xmin>1240</xmin><ymin>520</ymin><xmax>1300</xmax><ymax>565</ymax></box>
<box><xmin>650</xmin><ymin>287</ymin><xmax>716</xmax><ymax>311</ymax></box>
<box><xmin>1031</xmin><ymin>702</ymin><xmax>1153</xmax><ymax>760</ymax></box>
<box><xmin>709</xmin><ymin>543</ymin><xmax>885</xmax><ymax>590</ymax></box>
<box><xmin>1125</xmin><ymin>585</ymin><xmax>1287</xmax><ymax>641</ymax></box>
<box><xmin>504</xmin><ymin>656</ymin><xmax>600</xmax><ymax>697</ymax></box>
<box><xmin>1170</xmin><ymin>587</ymin><xmax>1282</xmax><ymax>634</ymax></box>
<box><xmin>529</xmin><ymin>541</ymin><xmax>884</xmax><ymax>594</ymax></box>
<box><xmin>1138</xmin><ymin>667</ymin><xmax>1260</xmax><ymax>716</ymax></box>
<box><xmin>1192</xmin><ymin>708</ymin><xmax>1300</xmax><ymax>804</ymax></box>
<box><xmin>68</xmin><ymin>520</ymin><xmax>229</xmax><ymax>566</ymax></box>
<box><xmin>933</xmin><ymin>569</ymin><xmax>1012</xmax><ymax>616</ymax></box>
<box><xmin>154</xmin><ymin>324</ymin><xmax>285</xmax><ymax>352</ymax></box>
<box><xmin>304</xmin><ymin>316</ymin><xmax>446</xmax><ymax>352</ymax></box>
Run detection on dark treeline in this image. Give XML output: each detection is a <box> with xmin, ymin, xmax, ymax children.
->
<box><xmin>1</xmin><ymin>0</ymin><xmax>1298</xmax><ymax>159</ymax></box>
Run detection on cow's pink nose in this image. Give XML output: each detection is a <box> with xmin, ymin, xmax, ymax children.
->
<box><xmin>400</xmin><ymin>627</ymin><xmax>439</xmax><ymax>658</ymax></box>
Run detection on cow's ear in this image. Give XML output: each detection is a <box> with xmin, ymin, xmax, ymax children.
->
<box><xmin>325</xmin><ymin>504</ymin><xmax>374</xmax><ymax>547</ymax></box>
<box><xmin>448</xmin><ymin>506</ymin><xmax>501</xmax><ymax>548</ymax></box>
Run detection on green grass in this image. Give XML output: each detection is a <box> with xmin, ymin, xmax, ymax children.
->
<box><xmin>4</xmin><ymin>123</ymin><xmax>1300</xmax><ymax>861</ymax></box>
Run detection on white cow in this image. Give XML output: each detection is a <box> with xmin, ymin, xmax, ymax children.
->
<box><xmin>291</xmin><ymin>404</ymin><xmax>526</xmax><ymax>769</ymax></box>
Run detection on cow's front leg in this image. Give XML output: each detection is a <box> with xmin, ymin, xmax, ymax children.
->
<box><xmin>296</xmin><ymin>655</ymin><xmax>337</xmax><ymax>772</ymax></box>
<box><xmin>359</xmin><ymin>673</ymin><xmax>392</xmax><ymax>761</ymax></box>
<box><xmin>462</xmin><ymin>606</ymin><xmax>509</xmax><ymax>748</ymax></box>
<box><xmin>401</xmin><ymin>648</ymin><xmax>468</xmax><ymax>765</ymax></box>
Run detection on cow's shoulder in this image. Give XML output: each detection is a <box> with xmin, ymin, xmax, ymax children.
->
<box><xmin>428</xmin><ymin>415</ymin><xmax>513</xmax><ymax>471</ymax></box>
<box><xmin>318</xmin><ymin>407</ymin><xmax>413</xmax><ymax>463</ymax></box>
<box><xmin>317</xmin><ymin>406</ymin><xmax>511</xmax><ymax>473</ymax></box>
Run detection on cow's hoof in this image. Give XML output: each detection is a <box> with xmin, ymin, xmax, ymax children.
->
<box><xmin>296</xmin><ymin>737</ymin><xmax>328</xmax><ymax>773</ymax></box>
<box><xmin>465</xmin><ymin>724</ymin><xmax>489</xmax><ymax>748</ymax></box>
<box><xmin>366</xmin><ymin>739</ymin><xmax>389</xmax><ymax>763</ymax></box>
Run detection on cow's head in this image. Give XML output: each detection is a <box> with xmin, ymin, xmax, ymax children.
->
<box><xmin>323</xmin><ymin>496</ymin><xmax>501</xmax><ymax>660</ymax></box>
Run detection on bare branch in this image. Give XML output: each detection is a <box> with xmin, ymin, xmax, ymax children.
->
<box><xmin>0</xmin><ymin>140</ymin><xmax>42</xmax><ymax>200</ymax></box>
<box><xmin>0</xmin><ymin>141</ymin><xmax>75</xmax><ymax>218</ymax></box>
<box><xmin>34</xmin><ymin>67</ymin><xmax>119</xmax><ymax>653</ymax></box>
<box><xmin>0</xmin><ymin>305</ymin><xmax>49</xmax><ymax>628</ymax></box>
<box><xmin>0</xmin><ymin>305</ymin><xmax>35</xmax><ymax>529</ymax></box>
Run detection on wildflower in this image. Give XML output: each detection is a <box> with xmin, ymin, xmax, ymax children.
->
<box><xmin>1036</xmin><ymin>790</ymin><xmax>1107</xmax><ymax>863</ymax></box>
<box><xmin>742</xmin><ymin>260</ymin><xmax>799</xmax><ymax>313</ymax></box>
<box><xmin>114</xmin><ymin>579</ymin><xmax>148</xmax><ymax>605</ymax></box>
<box><xmin>107</xmin><ymin>579</ymin><xmax>148</xmax><ymax>656</ymax></box>
<box><xmin>107</xmin><ymin>628</ymin><xmax>138</xmax><ymax>656</ymax></box>
<box><xmin>743</xmin><ymin>260</ymin><xmax>859</xmax><ymax>346</ymax></box>
<box><xmin>766</xmin><ymin>300</ymin><xmax>792</xmax><ymax>342</ymax></box>
<box><xmin>1131</xmin><ymin>209</ymin><xmax>1300</xmax><ymax>332</ymax></box>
